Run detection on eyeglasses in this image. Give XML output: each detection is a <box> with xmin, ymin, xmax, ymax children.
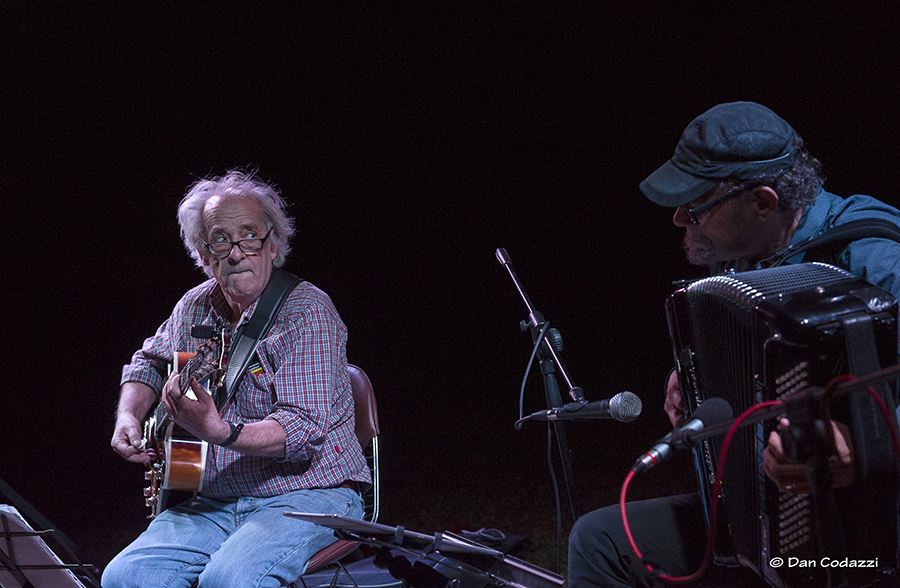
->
<box><xmin>680</xmin><ymin>189</ymin><xmax>745</xmax><ymax>224</ymax></box>
<box><xmin>203</xmin><ymin>228</ymin><xmax>273</xmax><ymax>258</ymax></box>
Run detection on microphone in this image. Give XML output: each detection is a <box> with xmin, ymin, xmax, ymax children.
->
<box><xmin>522</xmin><ymin>392</ymin><xmax>643</xmax><ymax>424</ymax></box>
<box><xmin>631</xmin><ymin>397</ymin><xmax>733</xmax><ymax>473</ymax></box>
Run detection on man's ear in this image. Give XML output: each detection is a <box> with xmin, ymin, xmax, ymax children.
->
<box><xmin>751</xmin><ymin>186</ymin><xmax>780</xmax><ymax>219</ymax></box>
<box><xmin>265</xmin><ymin>230</ymin><xmax>279</xmax><ymax>261</ymax></box>
<box><xmin>196</xmin><ymin>241</ymin><xmax>211</xmax><ymax>266</ymax></box>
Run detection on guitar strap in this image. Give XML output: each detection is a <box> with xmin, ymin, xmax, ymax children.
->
<box><xmin>217</xmin><ymin>268</ymin><xmax>303</xmax><ymax>412</ymax></box>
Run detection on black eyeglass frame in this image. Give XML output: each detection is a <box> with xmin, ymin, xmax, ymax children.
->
<box><xmin>203</xmin><ymin>227</ymin><xmax>273</xmax><ymax>258</ymax></box>
<box><xmin>680</xmin><ymin>189</ymin><xmax>745</xmax><ymax>224</ymax></box>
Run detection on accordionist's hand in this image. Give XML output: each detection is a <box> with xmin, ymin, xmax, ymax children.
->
<box><xmin>763</xmin><ymin>419</ymin><xmax>855</xmax><ymax>495</ymax></box>
<box><xmin>664</xmin><ymin>369</ymin><xmax>686</xmax><ymax>428</ymax></box>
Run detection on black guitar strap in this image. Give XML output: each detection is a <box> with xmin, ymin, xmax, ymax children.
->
<box><xmin>217</xmin><ymin>268</ymin><xmax>302</xmax><ymax>412</ymax></box>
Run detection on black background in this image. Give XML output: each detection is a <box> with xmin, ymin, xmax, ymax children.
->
<box><xmin>4</xmin><ymin>2</ymin><xmax>900</xmax><ymax>572</ymax></box>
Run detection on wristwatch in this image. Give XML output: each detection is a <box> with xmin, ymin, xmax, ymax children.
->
<box><xmin>220</xmin><ymin>421</ymin><xmax>244</xmax><ymax>447</ymax></box>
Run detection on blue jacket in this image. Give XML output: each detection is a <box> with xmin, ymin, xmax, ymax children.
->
<box><xmin>792</xmin><ymin>189</ymin><xmax>900</xmax><ymax>299</ymax></box>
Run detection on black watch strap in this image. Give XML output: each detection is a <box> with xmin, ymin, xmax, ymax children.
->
<box><xmin>219</xmin><ymin>422</ymin><xmax>244</xmax><ymax>447</ymax></box>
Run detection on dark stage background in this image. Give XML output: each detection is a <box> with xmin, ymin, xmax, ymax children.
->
<box><xmin>5</xmin><ymin>2</ymin><xmax>900</xmax><ymax>576</ymax></box>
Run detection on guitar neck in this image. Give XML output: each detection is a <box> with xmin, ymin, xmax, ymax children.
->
<box><xmin>153</xmin><ymin>401</ymin><xmax>171</xmax><ymax>431</ymax></box>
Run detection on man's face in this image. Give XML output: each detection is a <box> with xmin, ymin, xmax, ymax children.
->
<box><xmin>199</xmin><ymin>194</ymin><xmax>277</xmax><ymax>315</ymax></box>
<box><xmin>672</xmin><ymin>187</ymin><xmax>762</xmax><ymax>266</ymax></box>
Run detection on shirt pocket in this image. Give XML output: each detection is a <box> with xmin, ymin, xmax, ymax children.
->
<box><xmin>236</xmin><ymin>357</ymin><xmax>277</xmax><ymax>419</ymax></box>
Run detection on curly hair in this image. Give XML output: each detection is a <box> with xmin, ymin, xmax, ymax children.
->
<box><xmin>719</xmin><ymin>134</ymin><xmax>824</xmax><ymax>211</ymax></box>
<box><xmin>177</xmin><ymin>169</ymin><xmax>296</xmax><ymax>277</ymax></box>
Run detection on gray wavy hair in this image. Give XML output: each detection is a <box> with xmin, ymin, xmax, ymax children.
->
<box><xmin>719</xmin><ymin>134</ymin><xmax>824</xmax><ymax>212</ymax></box>
<box><xmin>177</xmin><ymin>169</ymin><xmax>295</xmax><ymax>277</ymax></box>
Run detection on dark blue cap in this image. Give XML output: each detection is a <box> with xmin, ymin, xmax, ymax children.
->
<box><xmin>640</xmin><ymin>102</ymin><xmax>797</xmax><ymax>207</ymax></box>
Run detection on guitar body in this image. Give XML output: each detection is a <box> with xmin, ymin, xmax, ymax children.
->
<box><xmin>161</xmin><ymin>426</ymin><xmax>209</xmax><ymax>491</ymax></box>
<box><xmin>143</xmin><ymin>334</ymin><xmax>227</xmax><ymax>519</ymax></box>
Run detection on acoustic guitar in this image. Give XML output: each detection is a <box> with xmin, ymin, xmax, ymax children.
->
<box><xmin>142</xmin><ymin>327</ymin><xmax>229</xmax><ymax>519</ymax></box>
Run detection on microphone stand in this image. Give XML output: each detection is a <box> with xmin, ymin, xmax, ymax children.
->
<box><xmin>496</xmin><ymin>247</ymin><xmax>584</xmax><ymax>520</ymax></box>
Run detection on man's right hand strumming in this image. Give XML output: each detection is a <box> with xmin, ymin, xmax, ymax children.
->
<box><xmin>111</xmin><ymin>381</ymin><xmax>157</xmax><ymax>463</ymax></box>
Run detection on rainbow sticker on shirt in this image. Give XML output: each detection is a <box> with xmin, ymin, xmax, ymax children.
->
<box><xmin>249</xmin><ymin>363</ymin><xmax>265</xmax><ymax>378</ymax></box>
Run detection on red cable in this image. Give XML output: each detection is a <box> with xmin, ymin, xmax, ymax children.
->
<box><xmin>823</xmin><ymin>374</ymin><xmax>900</xmax><ymax>465</ymax></box>
<box><xmin>620</xmin><ymin>400</ymin><xmax>783</xmax><ymax>584</ymax></box>
<box><xmin>621</xmin><ymin>372</ymin><xmax>900</xmax><ymax>585</ymax></box>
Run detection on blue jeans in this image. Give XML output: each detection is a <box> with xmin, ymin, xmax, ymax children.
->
<box><xmin>102</xmin><ymin>487</ymin><xmax>362</xmax><ymax>588</ymax></box>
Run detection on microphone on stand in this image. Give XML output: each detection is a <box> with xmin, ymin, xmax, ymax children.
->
<box><xmin>517</xmin><ymin>391</ymin><xmax>643</xmax><ymax>428</ymax></box>
<box><xmin>495</xmin><ymin>247</ymin><xmax>511</xmax><ymax>266</ymax></box>
<box><xmin>631</xmin><ymin>397</ymin><xmax>733</xmax><ymax>473</ymax></box>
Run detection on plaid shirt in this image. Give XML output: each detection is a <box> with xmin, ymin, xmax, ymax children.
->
<box><xmin>122</xmin><ymin>277</ymin><xmax>370</xmax><ymax>498</ymax></box>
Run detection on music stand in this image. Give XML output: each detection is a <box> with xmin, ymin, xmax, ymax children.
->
<box><xmin>0</xmin><ymin>505</ymin><xmax>87</xmax><ymax>588</ymax></box>
<box><xmin>284</xmin><ymin>513</ymin><xmax>501</xmax><ymax>556</ymax></box>
<box><xmin>285</xmin><ymin>512</ymin><xmax>566</xmax><ymax>588</ymax></box>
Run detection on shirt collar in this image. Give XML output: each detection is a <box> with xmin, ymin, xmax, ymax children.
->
<box><xmin>790</xmin><ymin>187</ymin><xmax>830</xmax><ymax>246</ymax></box>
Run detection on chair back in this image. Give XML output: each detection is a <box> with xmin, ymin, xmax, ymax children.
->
<box><xmin>347</xmin><ymin>364</ymin><xmax>379</xmax><ymax>523</ymax></box>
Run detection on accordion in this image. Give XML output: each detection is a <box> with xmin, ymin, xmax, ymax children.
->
<box><xmin>666</xmin><ymin>262</ymin><xmax>900</xmax><ymax>587</ymax></box>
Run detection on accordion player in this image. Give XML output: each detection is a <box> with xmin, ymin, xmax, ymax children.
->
<box><xmin>667</xmin><ymin>262</ymin><xmax>900</xmax><ymax>587</ymax></box>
